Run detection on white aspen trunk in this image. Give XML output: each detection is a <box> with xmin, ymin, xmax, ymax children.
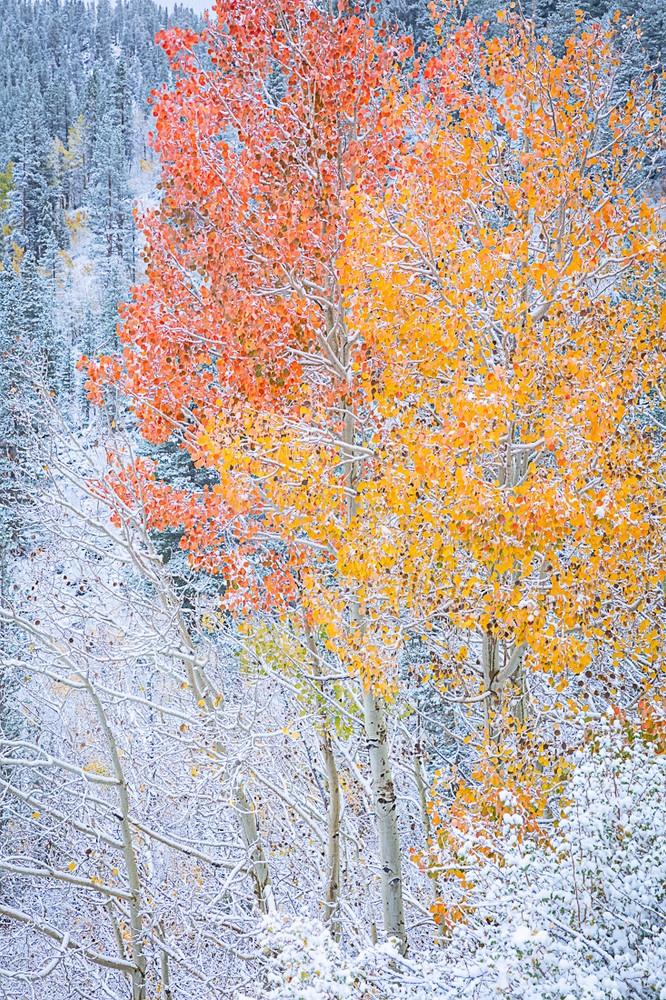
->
<box><xmin>340</xmin><ymin>363</ymin><xmax>408</xmax><ymax>953</ymax></box>
<box><xmin>233</xmin><ymin>782</ymin><xmax>276</xmax><ymax>914</ymax></box>
<box><xmin>513</xmin><ymin>656</ymin><xmax>527</xmax><ymax>724</ymax></box>
<box><xmin>105</xmin><ymin>898</ymin><xmax>131</xmax><ymax>987</ymax></box>
<box><xmin>160</xmin><ymin>952</ymin><xmax>173</xmax><ymax>1000</ymax></box>
<box><xmin>484</xmin><ymin>630</ymin><xmax>530</xmax><ymax>738</ymax></box>
<box><xmin>304</xmin><ymin>615</ymin><xmax>342</xmax><ymax>931</ymax></box>
<box><xmin>362</xmin><ymin>688</ymin><xmax>407</xmax><ymax>954</ymax></box>
<box><xmin>195</xmin><ymin>663</ymin><xmax>276</xmax><ymax>914</ymax></box>
<box><xmin>87</xmin><ymin>684</ymin><xmax>147</xmax><ymax>1000</ymax></box>
<box><xmin>351</xmin><ymin>835</ymin><xmax>378</xmax><ymax>944</ymax></box>
<box><xmin>483</xmin><ymin>630</ymin><xmax>501</xmax><ymax>743</ymax></box>
<box><xmin>158</xmin><ymin>922</ymin><xmax>173</xmax><ymax>1000</ymax></box>
<box><xmin>320</xmin><ymin>728</ymin><xmax>341</xmax><ymax>934</ymax></box>
<box><xmin>413</xmin><ymin>752</ymin><xmax>432</xmax><ymax>841</ymax></box>
<box><xmin>189</xmin><ymin>665</ymin><xmax>276</xmax><ymax>914</ymax></box>
<box><xmin>412</xmin><ymin>735</ymin><xmax>447</xmax><ymax>943</ymax></box>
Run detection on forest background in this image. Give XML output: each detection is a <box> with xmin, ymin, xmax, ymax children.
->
<box><xmin>1</xmin><ymin>0</ymin><xmax>666</xmax><ymax>998</ymax></box>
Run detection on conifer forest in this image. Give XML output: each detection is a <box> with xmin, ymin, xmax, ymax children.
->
<box><xmin>3</xmin><ymin>0</ymin><xmax>666</xmax><ymax>997</ymax></box>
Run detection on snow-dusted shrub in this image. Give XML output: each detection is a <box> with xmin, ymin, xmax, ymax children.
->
<box><xmin>252</xmin><ymin>719</ymin><xmax>666</xmax><ymax>999</ymax></box>
<box><xmin>256</xmin><ymin>916</ymin><xmax>375</xmax><ymax>999</ymax></box>
<box><xmin>254</xmin><ymin>914</ymin><xmax>483</xmax><ymax>1000</ymax></box>
<box><xmin>463</xmin><ymin>717</ymin><xmax>666</xmax><ymax>999</ymax></box>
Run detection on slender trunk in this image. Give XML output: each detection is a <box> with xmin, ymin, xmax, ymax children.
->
<box><xmin>482</xmin><ymin>631</ymin><xmax>500</xmax><ymax>743</ymax></box>
<box><xmin>412</xmin><ymin>738</ymin><xmax>447</xmax><ymax>943</ymax></box>
<box><xmin>513</xmin><ymin>656</ymin><xmax>527</xmax><ymax>725</ymax></box>
<box><xmin>352</xmin><ymin>835</ymin><xmax>378</xmax><ymax>944</ymax></box>
<box><xmin>362</xmin><ymin>688</ymin><xmax>407</xmax><ymax>954</ymax></box>
<box><xmin>105</xmin><ymin>898</ymin><xmax>130</xmax><ymax>987</ymax></box>
<box><xmin>195</xmin><ymin>667</ymin><xmax>275</xmax><ymax>914</ymax></box>
<box><xmin>166</xmin><ymin>585</ymin><xmax>276</xmax><ymax>916</ymax></box>
<box><xmin>234</xmin><ymin>782</ymin><xmax>275</xmax><ymax>913</ymax></box>
<box><xmin>88</xmin><ymin>684</ymin><xmax>147</xmax><ymax>1000</ymax></box>
<box><xmin>158</xmin><ymin>922</ymin><xmax>173</xmax><ymax>1000</ymax></box>
<box><xmin>340</xmin><ymin>364</ymin><xmax>407</xmax><ymax>953</ymax></box>
<box><xmin>483</xmin><ymin>630</ymin><xmax>529</xmax><ymax>737</ymax></box>
<box><xmin>159</xmin><ymin>949</ymin><xmax>173</xmax><ymax>1000</ymax></box>
<box><xmin>414</xmin><ymin>756</ymin><xmax>431</xmax><ymax>840</ymax></box>
<box><xmin>303</xmin><ymin>615</ymin><xmax>341</xmax><ymax>932</ymax></box>
<box><xmin>320</xmin><ymin>729</ymin><xmax>341</xmax><ymax>934</ymax></box>
<box><xmin>413</xmin><ymin>747</ymin><xmax>436</xmax><ymax>848</ymax></box>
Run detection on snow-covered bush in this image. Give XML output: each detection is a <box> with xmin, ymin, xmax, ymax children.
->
<box><xmin>257</xmin><ymin>916</ymin><xmax>374</xmax><ymax>1000</ymax></box>
<box><xmin>464</xmin><ymin>717</ymin><xmax>666</xmax><ymax>999</ymax></box>
<box><xmin>254</xmin><ymin>914</ymin><xmax>483</xmax><ymax>1000</ymax></box>
<box><xmin>253</xmin><ymin>719</ymin><xmax>666</xmax><ymax>999</ymax></box>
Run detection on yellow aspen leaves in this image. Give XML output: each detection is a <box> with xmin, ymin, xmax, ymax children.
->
<box><xmin>340</xmin><ymin>14</ymin><xmax>666</xmax><ymax>722</ymax></box>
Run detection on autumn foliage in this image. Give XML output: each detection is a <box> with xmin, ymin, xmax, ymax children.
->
<box><xmin>86</xmin><ymin>0</ymin><xmax>407</xmax><ymax>619</ymax></box>
<box><xmin>86</xmin><ymin>0</ymin><xmax>666</xmax><ymax>952</ymax></box>
<box><xmin>341</xmin><ymin>15</ymin><xmax>666</xmax><ymax>725</ymax></box>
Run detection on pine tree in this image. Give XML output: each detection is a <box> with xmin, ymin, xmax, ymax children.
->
<box><xmin>630</xmin><ymin>0</ymin><xmax>666</xmax><ymax>70</ymax></box>
<box><xmin>88</xmin><ymin>108</ymin><xmax>130</xmax><ymax>260</ymax></box>
<box><xmin>10</xmin><ymin>92</ymin><xmax>63</xmax><ymax>259</ymax></box>
<box><xmin>112</xmin><ymin>59</ymin><xmax>133</xmax><ymax>157</ymax></box>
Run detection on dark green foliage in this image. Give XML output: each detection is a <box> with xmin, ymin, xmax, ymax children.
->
<box><xmin>0</xmin><ymin>0</ymin><xmax>176</xmax><ymax>166</ymax></box>
<box><xmin>0</xmin><ymin>0</ymin><xmax>205</xmax><ymax>217</ymax></box>
<box><xmin>146</xmin><ymin>436</ymin><xmax>224</xmax><ymax>611</ymax></box>
<box><xmin>630</xmin><ymin>0</ymin><xmax>666</xmax><ymax>68</ymax></box>
<box><xmin>379</xmin><ymin>0</ymin><xmax>440</xmax><ymax>51</ymax></box>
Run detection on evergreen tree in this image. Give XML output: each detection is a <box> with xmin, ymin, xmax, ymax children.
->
<box><xmin>88</xmin><ymin>108</ymin><xmax>131</xmax><ymax>259</ymax></box>
<box><xmin>10</xmin><ymin>93</ymin><xmax>64</xmax><ymax>259</ymax></box>
<box><xmin>112</xmin><ymin>59</ymin><xmax>133</xmax><ymax>157</ymax></box>
<box><xmin>380</xmin><ymin>0</ymin><xmax>664</xmax><ymax>71</ymax></box>
<box><xmin>631</xmin><ymin>0</ymin><xmax>666</xmax><ymax>69</ymax></box>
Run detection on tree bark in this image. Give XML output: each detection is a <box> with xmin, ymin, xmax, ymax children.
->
<box><xmin>341</xmin><ymin>372</ymin><xmax>408</xmax><ymax>953</ymax></box>
<box><xmin>303</xmin><ymin>614</ymin><xmax>342</xmax><ymax>933</ymax></box>
<box><xmin>482</xmin><ymin>630</ymin><xmax>500</xmax><ymax>743</ymax></box>
<box><xmin>148</xmin><ymin>547</ymin><xmax>277</xmax><ymax>918</ymax></box>
<box><xmin>233</xmin><ymin>782</ymin><xmax>276</xmax><ymax>914</ymax></box>
<box><xmin>87</xmin><ymin>683</ymin><xmax>147</xmax><ymax>1000</ymax></box>
<box><xmin>320</xmin><ymin>729</ymin><xmax>341</xmax><ymax>934</ymax></box>
<box><xmin>362</xmin><ymin>688</ymin><xmax>407</xmax><ymax>954</ymax></box>
<box><xmin>158</xmin><ymin>922</ymin><xmax>174</xmax><ymax>1000</ymax></box>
